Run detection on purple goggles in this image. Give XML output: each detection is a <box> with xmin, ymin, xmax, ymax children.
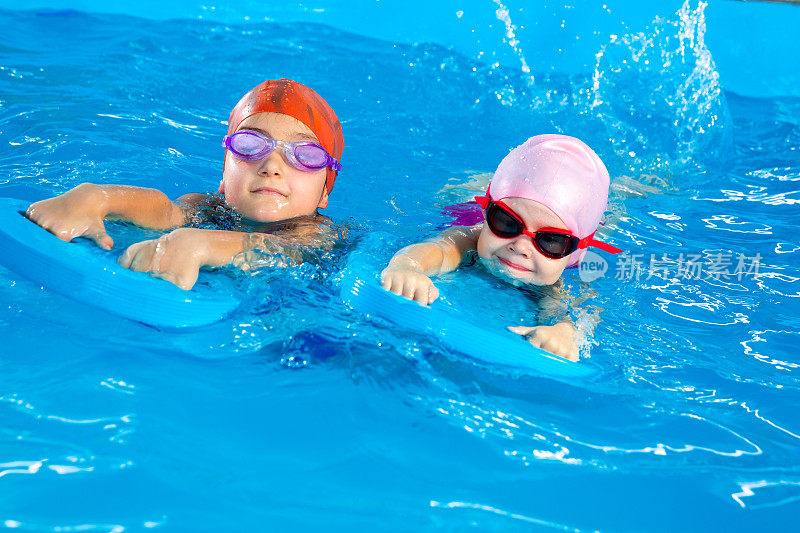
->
<box><xmin>222</xmin><ymin>130</ymin><xmax>342</xmax><ymax>173</ymax></box>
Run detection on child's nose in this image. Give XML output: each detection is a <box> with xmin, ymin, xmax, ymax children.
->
<box><xmin>258</xmin><ymin>148</ymin><xmax>288</xmax><ymax>176</ymax></box>
<box><xmin>507</xmin><ymin>236</ymin><xmax>535</xmax><ymax>258</ymax></box>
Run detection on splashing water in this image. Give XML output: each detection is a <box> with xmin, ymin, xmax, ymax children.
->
<box><xmin>492</xmin><ymin>0</ymin><xmax>532</xmax><ymax>79</ymax></box>
<box><xmin>480</xmin><ymin>0</ymin><xmax>732</xmax><ymax>180</ymax></box>
<box><xmin>588</xmin><ymin>0</ymin><xmax>732</xmax><ymax>175</ymax></box>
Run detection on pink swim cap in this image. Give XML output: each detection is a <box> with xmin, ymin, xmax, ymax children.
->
<box><xmin>483</xmin><ymin>134</ymin><xmax>617</xmax><ymax>266</ymax></box>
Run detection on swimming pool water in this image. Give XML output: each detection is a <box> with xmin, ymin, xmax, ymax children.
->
<box><xmin>1</xmin><ymin>1</ymin><xmax>799</xmax><ymax>531</ymax></box>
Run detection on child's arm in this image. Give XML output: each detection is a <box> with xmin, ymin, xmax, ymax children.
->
<box><xmin>117</xmin><ymin>221</ymin><xmax>336</xmax><ymax>290</ymax></box>
<box><xmin>380</xmin><ymin>225</ymin><xmax>481</xmax><ymax>305</ymax></box>
<box><xmin>26</xmin><ymin>183</ymin><xmax>187</xmax><ymax>249</ymax></box>
<box><xmin>118</xmin><ymin>228</ymin><xmax>259</xmax><ymax>290</ymax></box>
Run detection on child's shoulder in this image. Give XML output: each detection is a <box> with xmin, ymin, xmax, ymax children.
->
<box><xmin>263</xmin><ymin>213</ymin><xmax>345</xmax><ymax>244</ymax></box>
<box><xmin>178</xmin><ymin>193</ymin><xmax>238</xmax><ymax>229</ymax></box>
<box><xmin>437</xmin><ymin>223</ymin><xmax>482</xmax><ymax>242</ymax></box>
<box><xmin>177</xmin><ymin>192</ymin><xmax>210</xmax><ymax>206</ymax></box>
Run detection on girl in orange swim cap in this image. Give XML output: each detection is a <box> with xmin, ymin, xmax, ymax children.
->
<box><xmin>215</xmin><ymin>79</ymin><xmax>343</xmax><ymax>224</ymax></box>
<box><xmin>225</xmin><ymin>79</ymin><xmax>343</xmax><ymax>193</ymax></box>
<box><xmin>27</xmin><ymin>79</ymin><xmax>345</xmax><ymax>290</ymax></box>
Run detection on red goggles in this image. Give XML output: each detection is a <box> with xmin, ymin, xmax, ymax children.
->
<box><xmin>475</xmin><ymin>195</ymin><xmax>622</xmax><ymax>259</ymax></box>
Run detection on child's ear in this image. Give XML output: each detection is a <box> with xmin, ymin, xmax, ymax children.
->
<box><xmin>218</xmin><ymin>180</ymin><xmax>225</xmax><ymax>194</ymax></box>
<box><xmin>317</xmin><ymin>186</ymin><xmax>329</xmax><ymax>210</ymax></box>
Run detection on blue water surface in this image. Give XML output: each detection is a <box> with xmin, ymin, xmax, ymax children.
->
<box><xmin>1</xmin><ymin>1</ymin><xmax>799</xmax><ymax>531</ymax></box>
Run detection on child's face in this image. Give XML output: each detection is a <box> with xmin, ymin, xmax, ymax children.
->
<box><xmin>221</xmin><ymin>112</ymin><xmax>329</xmax><ymax>223</ymax></box>
<box><xmin>476</xmin><ymin>197</ymin><xmax>571</xmax><ymax>285</ymax></box>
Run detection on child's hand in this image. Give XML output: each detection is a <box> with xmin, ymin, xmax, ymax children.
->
<box><xmin>380</xmin><ymin>265</ymin><xmax>440</xmax><ymax>305</ymax></box>
<box><xmin>118</xmin><ymin>228</ymin><xmax>209</xmax><ymax>290</ymax></box>
<box><xmin>26</xmin><ymin>183</ymin><xmax>114</xmax><ymax>250</ymax></box>
<box><xmin>508</xmin><ymin>322</ymin><xmax>579</xmax><ymax>361</ymax></box>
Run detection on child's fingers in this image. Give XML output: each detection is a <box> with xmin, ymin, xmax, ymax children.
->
<box><xmin>27</xmin><ymin>209</ymin><xmax>110</xmax><ymax>248</ymax></box>
<box><xmin>130</xmin><ymin>244</ymin><xmax>153</xmax><ymax>271</ymax></box>
<box><xmin>383</xmin><ymin>275</ymin><xmax>402</xmax><ymax>296</ymax></box>
<box><xmin>508</xmin><ymin>325</ymin><xmax>537</xmax><ymax>339</ymax></box>
<box><xmin>150</xmin><ymin>269</ymin><xmax>195</xmax><ymax>291</ymax></box>
<box><xmin>117</xmin><ymin>245</ymin><xmax>136</xmax><ymax>269</ymax></box>
<box><xmin>509</xmin><ymin>326</ymin><xmax>580</xmax><ymax>361</ymax></box>
<box><xmin>31</xmin><ymin>218</ymin><xmax>78</xmax><ymax>243</ymax></box>
<box><xmin>401</xmin><ymin>283</ymin><xmax>417</xmax><ymax>301</ymax></box>
<box><xmin>25</xmin><ymin>203</ymin><xmax>48</xmax><ymax>225</ymax></box>
<box><xmin>563</xmin><ymin>348</ymin><xmax>579</xmax><ymax>361</ymax></box>
<box><xmin>182</xmin><ymin>269</ymin><xmax>199</xmax><ymax>290</ymax></box>
<box><xmin>542</xmin><ymin>334</ymin><xmax>579</xmax><ymax>361</ymax></box>
<box><xmin>379</xmin><ymin>268</ymin><xmax>401</xmax><ymax>290</ymax></box>
<box><xmin>412</xmin><ymin>283</ymin><xmax>429</xmax><ymax>305</ymax></box>
<box><xmin>118</xmin><ymin>241</ymin><xmax>154</xmax><ymax>271</ymax></box>
<box><xmin>510</xmin><ymin>326</ymin><xmax>554</xmax><ymax>352</ymax></box>
<box><xmin>166</xmin><ymin>260</ymin><xmax>200</xmax><ymax>291</ymax></box>
<box><xmin>428</xmin><ymin>284</ymin><xmax>440</xmax><ymax>304</ymax></box>
<box><xmin>539</xmin><ymin>339</ymin><xmax>579</xmax><ymax>361</ymax></box>
<box><xmin>380</xmin><ymin>272</ymin><xmax>400</xmax><ymax>293</ymax></box>
<box><xmin>85</xmin><ymin>224</ymin><xmax>114</xmax><ymax>250</ymax></box>
<box><xmin>380</xmin><ymin>271</ymin><xmax>436</xmax><ymax>305</ymax></box>
<box><xmin>175</xmin><ymin>270</ymin><xmax>199</xmax><ymax>290</ymax></box>
<box><xmin>25</xmin><ymin>205</ymin><xmax>72</xmax><ymax>241</ymax></box>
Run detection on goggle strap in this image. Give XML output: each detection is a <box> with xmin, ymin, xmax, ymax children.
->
<box><xmin>579</xmin><ymin>232</ymin><xmax>622</xmax><ymax>254</ymax></box>
<box><xmin>590</xmin><ymin>240</ymin><xmax>623</xmax><ymax>254</ymax></box>
<box><xmin>474</xmin><ymin>195</ymin><xmax>490</xmax><ymax>209</ymax></box>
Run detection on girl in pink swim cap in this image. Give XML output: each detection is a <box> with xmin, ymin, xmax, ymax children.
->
<box><xmin>381</xmin><ymin>134</ymin><xmax>622</xmax><ymax>361</ymax></box>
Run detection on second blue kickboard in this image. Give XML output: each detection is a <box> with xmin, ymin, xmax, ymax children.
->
<box><xmin>0</xmin><ymin>197</ymin><xmax>239</xmax><ymax>328</ymax></box>
<box><xmin>340</xmin><ymin>265</ymin><xmax>595</xmax><ymax>379</ymax></box>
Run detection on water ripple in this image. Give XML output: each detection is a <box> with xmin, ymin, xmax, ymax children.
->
<box><xmin>731</xmin><ymin>480</ymin><xmax>800</xmax><ymax>510</ymax></box>
<box><xmin>1</xmin><ymin>392</ymin><xmax>135</xmax><ymax>447</ymax></box>
<box><xmin>701</xmin><ymin>214</ymin><xmax>772</xmax><ymax>234</ymax></box>
<box><xmin>1</xmin><ymin>519</ymin><xmax>129</xmax><ymax>532</ymax></box>
<box><xmin>430</xmin><ymin>500</ymin><xmax>582</xmax><ymax>531</ymax></box>
<box><xmin>740</xmin><ymin>330</ymin><xmax>800</xmax><ymax>372</ymax></box>
<box><xmin>653</xmin><ymin>295</ymin><xmax>749</xmax><ymax>326</ymax></box>
<box><xmin>100</xmin><ymin>378</ymin><xmax>136</xmax><ymax>395</ymax></box>
<box><xmin>0</xmin><ymin>458</ymin><xmax>94</xmax><ymax>479</ymax></box>
<box><xmin>430</xmin><ymin>396</ymin><xmax>761</xmax><ymax>466</ymax></box>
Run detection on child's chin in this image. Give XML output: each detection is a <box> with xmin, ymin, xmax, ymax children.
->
<box><xmin>236</xmin><ymin>206</ymin><xmax>289</xmax><ymax>224</ymax></box>
<box><xmin>479</xmin><ymin>257</ymin><xmax>543</xmax><ymax>286</ymax></box>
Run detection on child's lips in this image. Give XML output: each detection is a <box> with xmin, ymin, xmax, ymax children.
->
<box><xmin>497</xmin><ymin>257</ymin><xmax>533</xmax><ymax>272</ymax></box>
<box><xmin>251</xmin><ymin>187</ymin><xmax>287</xmax><ymax>197</ymax></box>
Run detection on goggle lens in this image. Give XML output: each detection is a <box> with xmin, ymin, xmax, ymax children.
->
<box><xmin>535</xmin><ymin>232</ymin><xmax>575</xmax><ymax>258</ymax></box>
<box><xmin>486</xmin><ymin>204</ymin><xmax>523</xmax><ymax>238</ymax></box>
<box><xmin>229</xmin><ymin>132</ymin><xmax>268</xmax><ymax>159</ymax></box>
<box><xmin>294</xmin><ymin>144</ymin><xmax>329</xmax><ymax>169</ymax></box>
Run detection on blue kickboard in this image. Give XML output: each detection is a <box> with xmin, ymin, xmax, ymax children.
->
<box><xmin>0</xmin><ymin>197</ymin><xmax>239</xmax><ymax>328</ymax></box>
<box><xmin>340</xmin><ymin>266</ymin><xmax>596</xmax><ymax>378</ymax></box>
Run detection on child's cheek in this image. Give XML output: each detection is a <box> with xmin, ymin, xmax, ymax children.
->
<box><xmin>221</xmin><ymin>154</ymin><xmax>236</xmax><ymax>193</ymax></box>
<box><xmin>475</xmin><ymin>228</ymin><xmax>493</xmax><ymax>259</ymax></box>
<box><xmin>536</xmin><ymin>259</ymin><xmax>569</xmax><ymax>285</ymax></box>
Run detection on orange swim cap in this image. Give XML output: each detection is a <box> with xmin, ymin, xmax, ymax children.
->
<box><xmin>226</xmin><ymin>79</ymin><xmax>344</xmax><ymax>193</ymax></box>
